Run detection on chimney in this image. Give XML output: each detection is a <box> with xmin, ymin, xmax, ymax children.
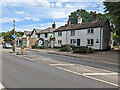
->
<box><xmin>93</xmin><ymin>11</ymin><xmax>98</xmax><ymax>22</ymax></box>
<box><xmin>52</xmin><ymin>22</ymin><xmax>56</xmax><ymax>29</ymax></box>
<box><xmin>67</xmin><ymin>19</ymin><xmax>71</xmax><ymax>25</ymax></box>
<box><xmin>78</xmin><ymin>15</ymin><xmax>82</xmax><ymax>24</ymax></box>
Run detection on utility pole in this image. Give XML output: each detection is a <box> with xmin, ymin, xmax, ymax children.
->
<box><xmin>13</xmin><ymin>19</ymin><xmax>15</xmax><ymax>35</ymax></box>
<box><xmin>13</xmin><ymin>19</ymin><xmax>15</xmax><ymax>52</ymax></box>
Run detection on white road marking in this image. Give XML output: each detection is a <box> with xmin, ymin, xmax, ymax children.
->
<box><xmin>57</xmin><ymin>67</ymin><xmax>119</xmax><ymax>87</ymax></box>
<box><xmin>50</xmin><ymin>64</ymin><xmax>76</xmax><ymax>66</ymax></box>
<box><xmin>0</xmin><ymin>83</ymin><xmax>5</xmax><ymax>89</ymax></box>
<box><xmin>50</xmin><ymin>63</ymin><xmax>116</xmax><ymax>73</ymax></box>
<box><xmin>82</xmin><ymin>73</ymin><xmax>119</xmax><ymax>76</ymax></box>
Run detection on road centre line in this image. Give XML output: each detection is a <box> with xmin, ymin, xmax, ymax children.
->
<box><xmin>57</xmin><ymin>67</ymin><xmax>119</xmax><ymax>87</ymax></box>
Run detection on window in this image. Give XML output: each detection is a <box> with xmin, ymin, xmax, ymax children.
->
<box><xmin>38</xmin><ymin>34</ymin><xmax>40</xmax><ymax>38</ymax></box>
<box><xmin>88</xmin><ymin>29</ymin><xmax>94</xmax><ymax>34</ymax></box>
<box><xmin>45</xmin><ymin>33</ymin><xmax>48</xmax><ymax>38</ymax></box>
<box><xmin>23</xmin><ymin>41</ymin><xmax>27</xmax><ymax>44</ymax></box>
<box><xmin>70</xmin><ymin>39</ymin><xmax>76</xmax><ymax>45</ymax></box>
<box><xmin>58</xmin><ymin>40</ymin><xmax>62</xmax><ymax>44</ymax></box>
<box><xmin>58</xmin><ymin>32</ymin><xmax>62</xmax><ymax>36</ymax></box>
<box><xmin>71</xmin><ymin>30</ymin><xmax>75</xmax><ymax>36</ymax></box>
<box><xmin>87</xmin><ymin>39</ymin><xmax>94</xmax><ymax>46</ymax></box>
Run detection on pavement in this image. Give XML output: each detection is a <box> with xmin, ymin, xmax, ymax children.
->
<box><xmin>17</xmin><ymin>47</ymin><xmax>119</xmax><ymax>65</ymax></box>
<box><xmin>2</xmin><ymin>48</ymin><xmax>119</xmax><ymax>88</ymax></box>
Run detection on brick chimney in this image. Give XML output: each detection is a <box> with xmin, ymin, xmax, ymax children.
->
<box><xmin>78</xmin><ymin>15</ymin><xmax>82</xmax><ymax>24</ymax></box>
<box><xmin>67</xmin><ymin>19</ymin><xmax>71</xmax><ymax>25</ymax></box>
<box><xmin>52</xmin><ymin>22</ymin><xmax>56</xmax><ymax>29</ymax></box>
<box><xmin>93</xmin><ymin>11</ymin><xmax>98</xmax><ymax>22</ymax></box>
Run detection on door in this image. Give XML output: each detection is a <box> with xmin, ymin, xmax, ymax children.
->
<box><xmin>77</xmin><ymin>39</ymin><xmax>80</xmax><ymax>46</ymax></box>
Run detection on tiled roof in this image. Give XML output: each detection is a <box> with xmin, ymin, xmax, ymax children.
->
<box><xmin>24</xmin><ymin>31</ymin><xmax>32</xmax><ymax>36</ymax></box>
<box><xmin>54</xmin><ymin>19</ymin><xmax>108</xmax><ymax>32</ymax></box>
<box><xmin>38</xmin><ymin>27</ymin><xmax>53</xmax><ymax>34</ymax></box>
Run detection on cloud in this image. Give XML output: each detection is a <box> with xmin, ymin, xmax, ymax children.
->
<box><xmin>24</xmin><ymin>17</ymin><xmax>40</xmax><ymax>21</ymax></box>
<box><xmin>16</xmin><ymin>11</ymin><xmax>24</xmax><ymax>14</ymax></box>
<box><xmin>0</xmin><ymin>17</ymin><xmax>23</xmax><ymax>23</ymax></box>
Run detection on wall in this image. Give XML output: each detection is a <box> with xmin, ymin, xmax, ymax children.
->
<box><xmin>54</xmin><ymin>31</ymin><xmax>67</xmax><ymax>47</ymax></box>
<box><xmin>54</xmin><ymin>27</ymin><xmax>104</xmax><ymax>49</ymax></box>
<box><xmin>102</xmin><ymin>21</ymin><xmax>111</xmax><ymax>50</ymax></box>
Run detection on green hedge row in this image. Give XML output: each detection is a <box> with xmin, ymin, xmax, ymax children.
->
<box><xmin>72</xmin><ymin>46</ymin><xmax>94</xmax><ymax>53</ymax></box>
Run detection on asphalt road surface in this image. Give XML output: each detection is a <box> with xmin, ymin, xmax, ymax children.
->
<box><xmin>2</xmin><ymin>48</ymin><xmax>119</xmax><ymax>88</ymax></box>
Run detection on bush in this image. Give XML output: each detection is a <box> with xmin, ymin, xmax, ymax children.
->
<box><xmin>32</xmin><ymin>44</ymin><xmax>37</xmax><ymax>49</ymax></box>
<box><xmin>60</xmin><ymin>44</ymin><xmax>68</xmax><ymax>51</ymax></box>
<box><xmin>114</xmin><ymin>46</ymin><xmax>119</xmax><ymax>48</ymax></box>
<box><xmin>88</xmin><ymin>47</ymin><xmax>94</xmax><ymax>53</ymax></box>
<box><xmin>72</xmin><ymin>46</ymin><xmax>94</xmax><ymax>53</ymax></box>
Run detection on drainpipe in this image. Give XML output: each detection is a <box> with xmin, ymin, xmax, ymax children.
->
<box><xmin>100</xmin><ymin>27</ymin><xmax>102</xmax><ymax>50</ymax></box>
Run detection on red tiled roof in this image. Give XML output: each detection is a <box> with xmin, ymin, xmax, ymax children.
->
<box><xmin>54</xmin><ymin>19</ymin><xmax>108</xmax><ymax>32</ymax></box>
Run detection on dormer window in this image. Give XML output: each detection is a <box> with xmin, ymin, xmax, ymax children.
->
<box><xmin>88</xmin><ymin>29</ymin><xmax>94</xmax><ymax>34</ymax></box>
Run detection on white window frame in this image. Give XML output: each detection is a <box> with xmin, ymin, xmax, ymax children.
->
<box><xmin>87</xmin><ymin>39</ymin><xmax>94</xmax><ymax>46</ymax></box>
<box><xmin>58</xmin><ymin>32</ymin><xmax>62</xmax><ymax>36</ymax></box>
<box><xmin>70</xmin><ymin>39</ymin><xmax>76</xmax><ymax>45</ymax></box>
<box><xmin>71</xmin><ymin>30</ymin><xmax>75</xmax><ymax>36</ymax></box>
<box><xmin>88</xmin><ymin>29</ymin><xmax>94</xmax><ymax>34</ymax></box>
<box><xmin>58</xmin><ymin>40</ymin><xmax>62</xmax><ymax>45</ymax></box>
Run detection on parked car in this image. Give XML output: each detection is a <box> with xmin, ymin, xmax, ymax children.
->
<box><xmin>3</xmin><ymin>43</ymin><xmax>12</xmax><ymax>49</ymax></box>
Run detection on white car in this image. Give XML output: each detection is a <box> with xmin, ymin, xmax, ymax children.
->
<box><xmin>3</xmin><ymin>43</ymin><xmax>12</xmax><ymax>49</ymax></box>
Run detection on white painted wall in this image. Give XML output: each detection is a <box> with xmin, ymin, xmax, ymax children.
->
<box><xmin>31</xmin><ymin>30</ymin><xmax>37</xmax><ymax>39</ymax></box>
<box><xmin>54</xmin><ymin>27</ymin><xmax>107</xmax><ymax>50</ymax></box>
<box><xmin>54</xmin><ymin>31</ymin><xmax>67</xmax><ymax>47</ymax></box>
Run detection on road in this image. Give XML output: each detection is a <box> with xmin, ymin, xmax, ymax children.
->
<box><xmin>2</xmin><ymin>48</ymin><xmax>119</xmax><ymax>88</ymax></box>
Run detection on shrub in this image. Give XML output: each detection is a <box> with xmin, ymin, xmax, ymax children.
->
<box><xmin>114</xmin><ymin>46</ymin><xmax>119</xmax><ymax>48</ymax></box>
<box><xmin>72</xmin><ymin>46</ymin><xmax>88</xmax><ymax>53</ymax></box>
<box><xmin>60</xmin><ymin>44</ymin><xmax>68</xmax><ymax>51</ymax></box>
<box><xmin>32</xmin><ymin>44</ymin><xmax>37</xmax><ymax>49</ymax></box>
<box><xmin>72</xmin><ymin>46</ymin><xmax>94</xmax><ymax>53</ymax></box>
<box><xmin>88</xmin><ymin>47</ymin><xmax>94</xmax><ymax>53</ymax></box>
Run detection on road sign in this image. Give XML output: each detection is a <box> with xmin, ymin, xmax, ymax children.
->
<box><xmin>53</xmin><ymin>37</ymin><xmax>55</xmax><ymax>41</ymax></box>
<box><xmin>12</xmin><ymin>34</ymin><xmax>17</xmax><ymax>38</ymax></box>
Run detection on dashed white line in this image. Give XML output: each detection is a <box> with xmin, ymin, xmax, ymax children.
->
<box><xmin>57</xmin><ymin>67</ymin><xmax>119</xmax><ymax>87</ymax></box>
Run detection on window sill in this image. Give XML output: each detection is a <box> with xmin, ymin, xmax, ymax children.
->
<box><xmin>87</xmin><ymin>45</ymin><xmax>93</xmax><ymax>46</ymax></box>
<box><xmin>70</xmin><ymin>34</ymin><xmax>75</xmax><ymax>36</ymax></box>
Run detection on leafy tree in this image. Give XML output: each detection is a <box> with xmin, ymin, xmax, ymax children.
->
<box><xmin>68</xmin><ymin>9</ymin><xmax>107</xmax><ymax>24</ymax></box>
<box><xmin>3</xmin><ymin>29</ymin><xmax>22</xmax><ymax>42</ymax></box>
<box><xmin>104</xmin><ymin>2</ymin><xmax>120</xmax><ymax>42</ymax></box>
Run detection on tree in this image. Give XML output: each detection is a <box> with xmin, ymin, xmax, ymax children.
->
<box><xmin>104</xmin><ymin>2</ymin><xmax>120</xmax><ymax>42</ymax></box>
<box><xmin>3</xmin><ymin>30</ymin><xmax>22</xmax><ymax>42</ymax></box>
<box><xmin>68</xmin><ymin>9</ymin><xmax>107</xmax><ymax>24</ymax></box>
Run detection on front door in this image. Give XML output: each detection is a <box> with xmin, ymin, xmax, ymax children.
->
<box><xmin>77</xmin><ymin>39</ymin><xmax>80</xmax><ymax>46</ymax></box>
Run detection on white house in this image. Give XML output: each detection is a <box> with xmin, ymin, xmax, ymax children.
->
<box><xmin>30</xmin><ymin>22</ymin><xmax>56</xmax><ymax>48</ymax></box>
<box><xmin>53</xmin><ymin>13</ymin><xmax>113</xmax><ymax>50</ymax></box>
<box><xmin>15</xmin><ymin>31</ymin><xmax>32</xmax><ymax>47</ymax></box>
<box><xmin>37</xmin><ymin>23</ymin><xmax>56</xmax><ymax>48</ymax></box>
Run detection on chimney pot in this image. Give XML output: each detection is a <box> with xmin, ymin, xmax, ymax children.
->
<box><xmin>93</xmin><ymin>11</ymin><xmax>98</xmax><ymax>22</ymax></box>
<box><xmin>67</xmin><ymin>19</ymin><xmax>71</xmax><ymax>25</ymax></box>
<box><xmin>52</xmin><ymin>22</ymin><xmax>56</xmax><ymax>29</ymax></box>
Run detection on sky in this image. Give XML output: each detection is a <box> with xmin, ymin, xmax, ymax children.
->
<box><xmin>0</xmin><ymin>0</ymin><xmax>106</xmax><ymax>33</ymax></box>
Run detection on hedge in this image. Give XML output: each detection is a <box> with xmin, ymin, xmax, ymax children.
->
<box><xmin>72</xmin><ymin>46</ymin><xmax>94</xmax><ymax>53</ymax></box>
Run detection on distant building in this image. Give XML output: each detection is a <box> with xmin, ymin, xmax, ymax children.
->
<box><xmin>0</xmin><ymin>37</ymin><xmax>4</xmax><ymax>45</ymax></box>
